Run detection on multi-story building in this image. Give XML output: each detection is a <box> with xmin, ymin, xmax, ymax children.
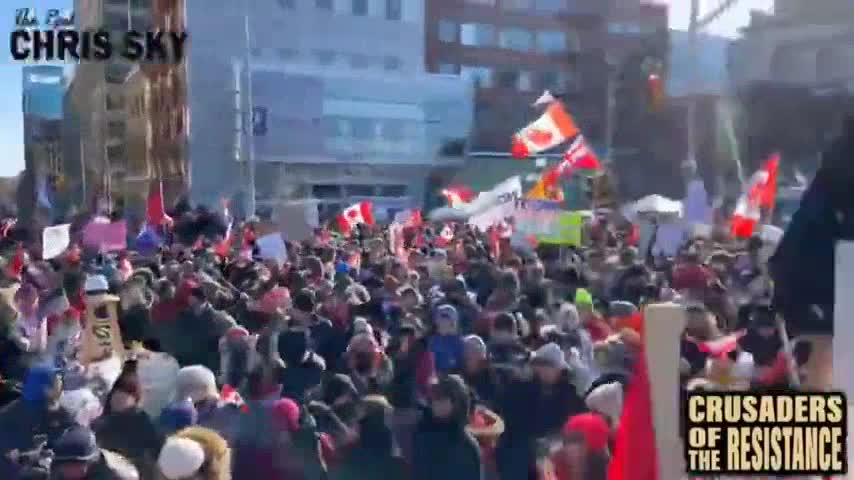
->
<box><xmin>20</xmin><ymin>65</ymin><xmax>66</xmax><ymax>222</ymax></box>
<box><xmin>728</xmin><ymin>0</ymin><xmax>854</xmax><ymax>170</ymax></box>
<box><xmin>69</xmin><ymin>0</ymin><xmax>187</xmax><ymax>217</ymax></box>
<box><xmin>185</xmin><ymin>0</ymin><xmax>472</xmax><ymax>219</ymax></box>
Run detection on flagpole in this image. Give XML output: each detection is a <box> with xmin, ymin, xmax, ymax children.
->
<box><xmin>242</xmin><ymin>0</ymin><xmax>258</xmax><ymax>218</ymax></box>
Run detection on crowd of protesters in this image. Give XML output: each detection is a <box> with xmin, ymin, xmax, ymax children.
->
<box><xmin>0</xmin><ymin>194</ymin><xmax>810</xmax><ymax>480</ymax></box>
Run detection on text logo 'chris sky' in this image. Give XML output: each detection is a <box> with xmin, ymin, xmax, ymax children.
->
<box><xmin>11</xmin><ymin>7</ymin><xmax>188</xmax><ymax>63</ymax></box>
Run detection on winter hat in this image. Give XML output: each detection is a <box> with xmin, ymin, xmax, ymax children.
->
<box><xmin>609</xmin><ymin>301</ymin><xmax>637</xmax><ymax>319</ymax></box>
<box><xmin>277</xmin><ymin>329</ymin><xmax>310</xmax><ymax>365</ymax></box>
<box><xmin>84</xmin><ymin>274</ymin><xmax>109</xmax><ymax>294</ymax></box>
<box><xmin>271</xmin><ymin>397</ymin><xmax>301</xmax><ymax>432</ymax></box>
<box><xmin>574</xmin><ymin>288</ymin><xmax>593</xmax><ymax>309</ymax></box>
<box><xmin>159</xmin><ymin>398</ymin><xmax>198</xmax><ymax>433</ymax></box>
<box><xmin>585</xmin><ymin>382</ymin><xmax>623</xmax><ymax>421</ymax></box>
<box><xmin>323</xmin><ymin>373</ymin><xmax>358</xmax><ymax>403</ymax></box>
<box><xmin>175</xmin><ymin>366</ymin><xmax>218</xmax><ymax>403</ymax></box>
<box><xmin>563</xmin><ymin>413</ymin><xmax>610</xmax><ymax>452</ymax></box>
<box><xmin>157</xmin><ymin>437</ymin><xmax>206</xmax><ymax>480</ymax></box>
<box><xmin>463</xmin><ymin>335</ymin><xmax>487</xmax><ymax>358</ymax></box>
<box><xmin>435</xmin><ymin>304</ymin><xmax>459</xmax><ymax>326</ymax></box>
<box><xmin>531</xmin><ymin>343</ymin><xmax>568</xmax><ymax>370</ymax></box>
<box><xmin>556</xmin><ymin>303</ymin><xmax>581</xmax><ymax>331</ymax></box>
<box><xmin>352</xmin><ymin>317</ymin><xmax>373</xmax><ymax>336</ymax></box>
<box><xmin>347</xmin><ymin>332</ymin><xmax>379</xmax><ymax>354</ymax></box>
<box><xmin>52</xmin><ymin>425</ymin><xmax>100</xmax><ymax>464</ymax></box>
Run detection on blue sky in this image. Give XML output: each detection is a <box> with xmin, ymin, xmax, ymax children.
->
<box><xmin>0</xmin><ymin>0</ymin><xmax>773</xmax><ymax>178</ymax></box>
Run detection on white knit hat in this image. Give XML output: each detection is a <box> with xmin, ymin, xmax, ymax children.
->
<box><xmin>175</xmin><ymin>365</ymin><xmax>218</xmax><ymax>403</ymax></box>
<box><xmin>585</xmin><ymin>382</ymin><xmax>623</xmax><ymax>421</ymax></box>
<box><xmin>531</xmin><ymin>343</ymin><xmax>568</xmax><ymax>370</ymax></box>
<box><xmin>463</xmin><ymin>335</ymin><xmax>487</xmax><ymax>357</ymax></box>
<box><xmin>158</xmin><ymin>437</ymin><xmax>206</xmax><ymax>480</ymax></box>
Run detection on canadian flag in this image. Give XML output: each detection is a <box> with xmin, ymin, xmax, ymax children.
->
<box><xmin>511</xmin><ymin>102</ymin><xmax>580</xmax><ymax>159</ymax></box>
<box><xmin>562</xmin><ymin>135</ymin><xmax>601</xmax><ymax>171</ymax></box>
<box><xmin>731</xmin><ymin>154</ymin><xmax>779</xmax><ymax>238</ymax></box>
<box><xmin>436</xmin><ymin>224</ymin><xmax>454</xmax><ymax>247</ymax></box>
<box><xmin>441</xmin><ymin>186</ymin><xmax>475</xmax><ymax>209</ymax></box>
<box><xmin>337</xmin><ymin>201</ymin><xmax>375</xmax><ymax>234</ymax></box>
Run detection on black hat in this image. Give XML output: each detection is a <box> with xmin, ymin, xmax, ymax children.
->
<box><xmin>52</xmin><ymin>426</ymin><xmax>99</xmax><ymax>464</ymax></box>
<box><xmin>293</xmin><ymin>289</ymin><xmax>316</xmax><ymax>313</ymax></box>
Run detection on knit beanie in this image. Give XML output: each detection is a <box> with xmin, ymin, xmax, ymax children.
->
<box><xmin>271</xmin><ymin>397</ymin><xmax>301</xmax><ymax>433</ymax></box>
<box><xmin>563</xmin><ymin>413</ymin><xmax>610</xmax><ymax>452</ymax></box>
<box><xmin>463</xmin><ymin>335</ymin><xmax>487</xmax><ymax>358</ymax></box>
<box><xmin>585</xmin><ymin>382</ymin><xmax>623</xmax><ymax>421</ymax></box>
<box><xmin>175</xmin><ymin>366</ymin><xmax>218</xmax><ymax>403</ymax></box>
<box><xmin>159</xmin><ymin>398</ymin><xmax>198</xmax><ymax>433</ymax></box>
<box><xmin>157</xmin><ymin>437</ymin><xmax>206</xmax><ymax>480</ymax></box>
<box><xmin>574</xmin><ymin>288</ymin><xmax>593</xmax><ymax>309</ymax></box>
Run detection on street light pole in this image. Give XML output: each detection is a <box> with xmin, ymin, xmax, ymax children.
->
<box><xmin>243</xmin><ymin>0</ymin><xmax>257</xmax><ymax>217</ymax></box>
<box><xmin>686</xmin><ymin>0</ymin><xmax>699</xmax><ymax>170</ymax></box>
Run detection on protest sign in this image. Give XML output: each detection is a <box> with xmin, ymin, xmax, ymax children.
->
<box><xmin>79</xmin><ymin>294</ymin><xmax>125</xmax><ymax>366</ymax></box>
<box><xmin>42</xmin><ymin>223</ymin><xmax>71</xmax><ymax>259</ymax></box>
<box><xmin>276</xmin><ymin>200</ymin><xmax>319</xmax><ymax>242</ymax></box>
<box><xmin>256</xmin><ymin>232</ymin><xmax>288</xmax><ymax>266</ymax></box>
<box><xmin>83</xmin><ymin>219</ymin><xmax>127</xmax><ymax>251</ymax></box>
<box><xmin>536</xmin><ymin>211</ymin><xmax>584</xmax><ymax>246</ymax></box>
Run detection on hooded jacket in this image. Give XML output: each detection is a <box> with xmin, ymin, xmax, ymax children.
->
<box><xmin>412</xmin><ymin>375</ymin><xmax>482</xmax><ymax>480</ymax></box>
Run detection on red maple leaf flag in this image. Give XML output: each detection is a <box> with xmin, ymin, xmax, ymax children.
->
<box><xmin>511</xmin><ymin>102</ymin><xmax>580</xmax><ymax>159</ymax></box>
<box><xmin>563</xmin><ymin>135</ymin><xmax>602</xmax><ymax>171</ymax></box>
<box><xmin>146</xmin><ymin>180</ymin><xmax>172</xmax><ymax>227</ymax></box>
<box><xmin>441</xmin><ymin>186</ymin><xmax>475</xmax><ymax>209</ymax></box>
<box><xmin>731</xmin><ymin>153</ymin><xmax>779</xmax><ymax>238</ymax></box>
<box><xmin>337</xmin><ymin>201</ymin><xmax>375</xmax><ymax>234</ymax></box>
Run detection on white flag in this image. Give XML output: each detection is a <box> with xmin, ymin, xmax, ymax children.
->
<box><xmin>43</xmin><ymin>223</ymin><xmax>71</xmax><ymax>259</ymax></box>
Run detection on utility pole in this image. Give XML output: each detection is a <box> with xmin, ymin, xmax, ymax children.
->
<box><xmin>686</xmin><ymin>0</ymin><xmax>699</xmax><ymax>170</ymax></box>
<box><xmin>604</xmin><ymin>58</ymin><xmax>617</xmax><ymax>166</ymax></box>
<box><xmin>242</xmin><ymin>0</ymin><xmax>257</xmax><ymax>217</ymax></box>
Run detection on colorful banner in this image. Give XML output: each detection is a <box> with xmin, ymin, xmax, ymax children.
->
<box><xmin>532</xmin><ymin>210</ymin><xmax>584</xmax><ymax>246</ymax></box>
<box><xmin>83</xmin><ymin>219</ymin><xmax>127</xmax><ymax>252</ymax></box>
<box><xmin>470</xmin><ymin>198</ymin><xmax>584</xmax><ymax>246</ymax></box>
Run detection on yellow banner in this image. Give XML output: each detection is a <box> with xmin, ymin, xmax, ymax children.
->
<box><xmin>79</xmin><ymin>294</ymin><xmax>125</xmax><ymax>365</ymax></box>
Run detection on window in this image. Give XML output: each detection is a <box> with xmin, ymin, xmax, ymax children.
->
<box><xmin>501</xmin><ymin>0</ymin><xmax>531</xmax><ymax>11</ymax></box>
<box><xmin>106</xmin><ymin>94</ymin><xmax>125</xmax><ymax>110</ymax></box>
<box><xmin>108</xmin><ymin>121</ymin><xmax>126</xmax><ymax>138</ymax></box>
<box><xmin>350</xmin><ymin>54</ymin><xmax>371</xmax><ymax>69</ymax></box>
<box><xmin>466</xmin><ymin>0</ymin><xmax>496</xmax><ymax>5</ymax></box>
<box><xmin>534</xmin><ymin>0</ymin><xmax>563</xmax><ymax>13</ymax></box>
<box><xmin>386</xmin><ymin>0</ymin><xmax>401</xmax><ymax>20</ymax></box>
<box><xmin>379</xmin><ymin>185</ymin><xmax>407</xmax><ymax>197</ymax></box>
<box><xmin>314</xmin><ymin>49</ymin><xmax>335</xmax><ymax>65</ymax></box>
<box><xmin>351</xmin><ymin>118</ymin><xmax>373</xmax><ymax>139</ymax></box>
<box><xmin>106</xmin><ymin>145</ymin><xmax>125</xmax><ymax>162</ymax></box>
<box><xmin>316</xmin><ymin>0</ymin><xmax>332</xmax><ymax>10</ymax></box>
<box><xmin>438</xmin><ymin>20</ymin><xmax>457</xmax><ymax>43</ymax></box>
<box><xmin>348</xmin><ymin>185</ymin><xmax>374</xmax><ymax>196</ymax></box>
<box><xmin>499</xmin><ymin>28</ymin><xmax>533</xmax><ymax>52</ymax></box>
<box><xmin>438</xmin><ymin>63</ymin><xmax>458</xmax><ymax>74</ymax></box>
<box><xmin>538</xmin><ymin>70</ymin><xmax>566</xmax><ymax>90</ymax></box>
<box><xmin>496</xmin><ymin>69</ymin><xmax>519</xmax><ymax>88</ymax></box>
<box><xmin>313</xmin><ymin>185</ymin><xmax>342</xmax><ymax>199</ymax></box>
<box><xmin>277</xmin><ymin>0</ymin><xmax>295</xmax><ymax>8</ymax></box>
<box><xmin>518</xmin><ymin>71</ymin><xmax>533</xmax><ymax>91</ymax></box>
<box><xmin>251</xmin><ymin>48</ymin><xmax>262</xmax><ymax>57</ymax></box>
<box><xmin>383</xmin><ymin>122</ymin><xmax>404</xmax><ymax>140</ymax></box>
<box><xmin>460</xmin><ymin>65</ymin><xmax>493</xmax><ymax>88</ymax></box>
<box><xmin>352</xmin><ymin>0</ymin><xmax>368</xmax><ymax>15</ymax></box>
<box><xmin>278</xmin><ymin>48</ymin><xmax>298</xmax><ymax>60</ymax></box>
<box><xmin>536</xmin><ymin>30</ymin><xmax>566</xmax><ymax>54</ymax></box>
<box><xmin>383</xmin><ymin>56</ymin><xmax>402</xmax><ymax>71</ymax></box>
<box><xmin>460</xmin><ymin>23</ymin><xmax>495</xmax><ymax>47</ymax></box>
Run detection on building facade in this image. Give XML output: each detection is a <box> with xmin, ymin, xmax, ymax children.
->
<box><xmin>20</xmin><ymin>65</ymin><xmax>66</xmax><ymax>222</ymax></box>
<box><xmin>68</xmin><ymin>0</ymin><xmax>186</xmax><ymax>218</ymax></box>
<box><xmin>185</xmin><ymin>0</ymin><xmax>472</xmax><ymax>219</ymax></box>
<box><xmin>728</xmin><ymin>0</ymin><xmax>854</xmax><ymax>171</ymax></box>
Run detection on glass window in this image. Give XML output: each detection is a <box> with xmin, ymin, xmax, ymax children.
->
<box><xmin>438</xmin><ymin>20</ymin><xmax>458</xmax><ymax>43</ymax></box>
<box><xmin>352</xmin><ymin>0</ymin><xmax>368</xmax><ymax>15</ymax></box>
<box><xmin>379</xmin><ymin>185</ymin><xmax>407</xmax><ymax>197</ymax></box>
<box><xmin>460</xmin><ymin>65</ymin><xmax>493</xmax><ymax>88</ymax></box>
<box><xmin>383</xmin><ymin>56</ymin><xmax>402</xmax><ymax>71</ymax></box>
<box><xmin>251</xmin><ymin>48</ymin><xmax>263</xmax><ymax>57</ymax></box>
<box><xmin>496</xmin><ymin>70</ymin><xmax>519</xmax><ymax>88</ymax></box>
<box><xmin>106</xmin><ymin>145</ymin><xmax>125</xmax><ymax>162</ymax></box>
<box><xmin>386</xmin><ymin>0</ymin><xmax>401</xmax><ymax>20</ymax></box>
<box><xmin>347</xmin><ymin>185</ymin><xmax>375</xmax><ymax>196</ymax></box>
<box><xmin>534</xmin><ymin>0</ymin><xmax>563</xmax><ymax>13</ymax></box>
<box><xmin>277</xmin><ymin>0</ymin><xmax>295</xmax><ymax>8</ymax></box>
<box><xmin>316</xmin><ymin>0</ymin><xmax>332</xmax><ymax>10</ymax></box>
<box><xmin>538</xmin><ymin>70</ymin><xmax>566</xmax><ymax>90</ymax></box>
<box><xmin>313</xmin><ymin>185</ymin><xmax>342</xmax><ymax>199</ymax></box>
<box><xmin>501</xmin><ymin>0</ymin><xmax>531</xmax><ymax>11</ymax></box>
<box><xmin>314</xmin><ymin>49</ymin><xmax>335</xmax><ymax>65</ymax></box>
<box><xmin>466</xmin><ymin>0</ymin><xmax>496</xmax><ymax>5</ymax></box>
<box><xmin>350</xmin><ymin>54</ymin><xmax>371</xmax><ymax>69</ymax></box>
<box><xmin>438</xmin><ymin>63</ymin><xmax>458</xmax><ymax>74</ymax></box>
<box><xmin>384</xmin><ymin>122</ymin><xmax>404</xmax><ymax>140</ymax></box>
<box><xmin>536</xmin><ymin>30</ymin><xmax>566</xmax><ymax>54</ymax></box>
<box><xmin>518</xmin><ymin>71</ymin><xmax>533</xmax><ymax>91</ymax></box>
<box><xmin>460</xmin><ymin>23</ymin><xmax>495</xmax><ymax>47</ymax></box>
<box><xmin>108</xmin><ymin>121</ymin><xmax>126</xmax><ymax>138</ymax></box>
<box><xmin>278</xmin><ymin>48</ymin><xmax>298</xmax><ymax>60</ymax></box>
<box><xmin>352</xmin><ymin>118</ymin><xmax>373</xmax><ymax>139</ymax></box>
<box><xmin>499</xmin><ymin>28</ymin><xmax>533</xmax><ymax>52</ymax></box>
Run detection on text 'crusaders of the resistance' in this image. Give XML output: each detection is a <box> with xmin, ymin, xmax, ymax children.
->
<box><xmin>684</xmin><ymin>392</ymin><xmax>847</xmax><ymax>475</ymax></box>
<box><xmin>10</xmin><ymin>30</ymin><xmax>188</xmax><ymax>62</ymax></box>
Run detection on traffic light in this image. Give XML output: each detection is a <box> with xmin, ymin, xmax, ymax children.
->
<box><xmin>252</xmin><ymin>106</ymin><xmax>268</xmax><ymax>136</ymax></box>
